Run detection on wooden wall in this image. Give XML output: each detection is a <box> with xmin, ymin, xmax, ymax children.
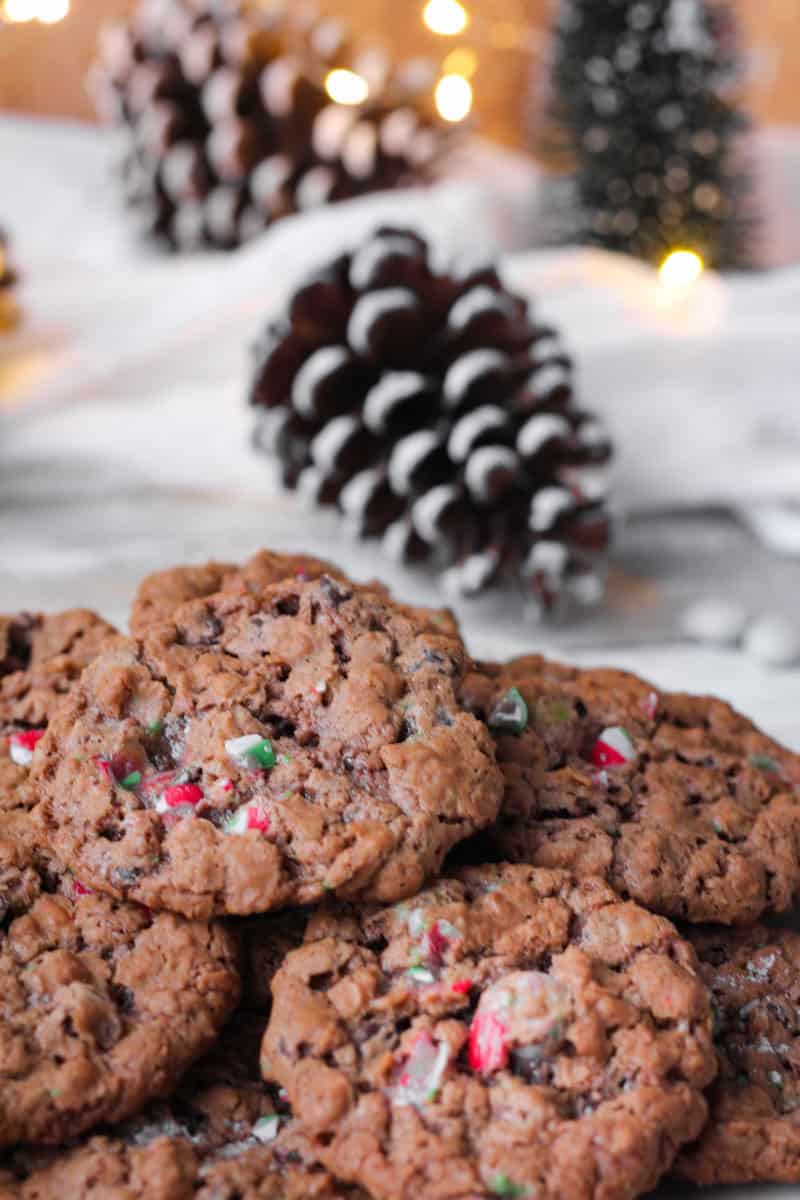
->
<box><xmin>0</xmin><ymin>1</ymin><xmax>797</xmax><ymax>146</ymax></box>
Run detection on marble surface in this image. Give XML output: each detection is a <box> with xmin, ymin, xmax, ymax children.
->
<box><xmin>2</xmin><ymin>115</ymin><xmax>800</xmax><ymax>1200</ymax></box>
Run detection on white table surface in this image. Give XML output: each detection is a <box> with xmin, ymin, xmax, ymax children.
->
<box><xmin>2</xmin><ymin>115</ymin><xmax>800</xmax><ymax>1200</ymax></box>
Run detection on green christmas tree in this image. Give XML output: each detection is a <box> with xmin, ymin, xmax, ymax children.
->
<box><xmin>541</xmin><ymin>0</ymin><xmax>755</xmax><ymax>268</ymax></box>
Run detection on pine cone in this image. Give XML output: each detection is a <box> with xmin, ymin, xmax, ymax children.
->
<box><xmin>249</xmin><ymin>227</ymin><xmax>613</xmax><ymax>612</ymax></box>
<box><xmin>90</xmin><ymin>1</ymin><xmax>451</xmax><ymax>252</ymax></box>
<box><xmin>0</xmin><ymin>228</ymin><xmax>20</xmax><ymax>333</ymax></box>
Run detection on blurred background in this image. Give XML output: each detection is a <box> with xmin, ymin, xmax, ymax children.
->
<box><xmin>1</xmin><ymin>1</ymin><xmax>799</xmax><ymax>766</ymax></box>
<box><xmin>1</xmin><ymin>0</ymin><xmax>798</xmax><ymax>135</ymax></box>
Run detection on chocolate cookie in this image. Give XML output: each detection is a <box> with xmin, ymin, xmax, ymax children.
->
<box><xmin>129</xmin><ymin>552</ymin><xmax>344</xmax><ymax>636</ymax></box>
<box><xmin>35</xmin><ymin>575</ymin><xmax>501</xmax><ymax>918</ymax></box>
<box><xmin>1</xmin><ymin>610</ymin><xmax>119</xmax><ymax>814</ymax></box>
<box><xmin>0</xmin><ymin>817</ymin><xmax>240</xmax><ymax>1149</ymax></box>
<box><xmin>463</xmin><ymin>656</ymin><xmax>800</xmax><ymax>925</ymax></box>
<box><xmin>0</xmin><ymin>1013</ymin><xmax>363</xmax><ymax>1199</ymax></box>
<box><xmin>676</xmin><ymin>924</ymin><xmax>800</xmax><ymax>1185</ymax></box>
<box><xmin>261</xmin><ymin>863</ymin><xmax>716</xmax><ymax>1200</ymax></box>
<box><xmin>129</xmin><ymin>549</ymin><xmax>459</xmax><ymax>639</ymax></box>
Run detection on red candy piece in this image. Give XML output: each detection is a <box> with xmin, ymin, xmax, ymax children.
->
<box><xmin>425</xmin><ymin>921</ymin><xmax>449</xmax><ymax>964</ymax></box>
<box><xmin>162</xmin><ymin>783</ymin><xmax>203</xmax><ymax>808</ymax></box>
<box><xmin>468</xmin><ymin>1011</ymin><xmax>509</xmax><ymax>1073</ymax></box>
<box><xmin>451</xmin><ymin>979</ymin><xmax>472</xmax><ymax>995</ymax></box>
<box><xmin>590</xmin><ymin>726</ymin><xmax>635</xmax><ymax>768</ymax></box>
<box><xmin>246</xmin><ymin>806</ymin><xmax>270</xmax><ymax>833</ymax></box>
<box><xmin>72</xmin><ymin>879</ymin><xmax>92</xmax><ymax>897</ymax></box>
<box><xmin>9</xmin><ymin>730</ymin><xmax>44</xmax><ymax>752</ymax></box>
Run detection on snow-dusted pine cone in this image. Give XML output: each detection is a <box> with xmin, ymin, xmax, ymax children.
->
<box><xmin>90</xmin><ymin>0</ymin><xmax>450</xmax><ymax>251</ymax></box>
<box><xmin>249</xmin><ymin>227</ymin><xmax>613</xmax><ymax>611</ymax></box>
<box><xmin>0</xmin><ymin>228</ymin><xmax>19</xmax><ymax>332</ymax></box>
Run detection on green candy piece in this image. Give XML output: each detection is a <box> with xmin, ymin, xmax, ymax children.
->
<box><xmin>490</xmin><ymin>1176</ymin><xmax>527</xmax><ymax>1197</ymax></box>
<box><xmin>147</xmin><ymin>720</ymin><xmax>164</xmax><ymax>735</ymax></box>
<box><xmin>119</xmin><ymin>770</ymin><xmax>142</xmax><ymax>791</ymax></box>
<box><xmin>488</xmin><ymin>687</ymin><xmax>529</xmax><ymax>736</ymax></box>
<box><xmin>749</xmin><ymin>753</ymin><xmax>780</xmax><ymax>774</ymax></box>
<box><xmin>248</xmin><ymin>739</ymin><xmax>276</xmax><ymax>769</ymax></box>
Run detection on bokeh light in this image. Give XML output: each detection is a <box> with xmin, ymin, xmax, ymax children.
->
<box><xmin>423</xmin><ymin>0</ymin><xmax>469</xmax><ymax>37</ymax></box>
<box><xmin>324</xmin><ymin>69</ymin><xmax>370</xmax><ymax>106</ymax></box>
<box><xmin>658</xmin><ymin>249</ymin><xmax>705</xmax><ymax>288</ymax></box>
<box><xmin>435</xmin><ymin>74</ymin><xmax>473</xmax><ymax>123</ymax></box>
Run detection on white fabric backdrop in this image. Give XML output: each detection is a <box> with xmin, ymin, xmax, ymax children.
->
<box><xmin>3</xmin><ymin>116</ymin><xmax>799</xmax><ymax>518</ymax></box>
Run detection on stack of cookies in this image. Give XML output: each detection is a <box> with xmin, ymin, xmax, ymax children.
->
<box><xmin>1</xmin><ymin>549</ymin><xmax>799</xmax><ymax>1198</ymax></box>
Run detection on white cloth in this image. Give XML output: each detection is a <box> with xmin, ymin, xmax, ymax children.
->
<box><xmin>2</xmin><ymin>114</ymin><xmax>799</xmax><ymax>526</ymax></box>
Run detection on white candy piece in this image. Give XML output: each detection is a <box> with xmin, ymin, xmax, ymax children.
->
<box><xmin>251</xmin><ymin>1115</ymin><xmax>280</xmax><ymax>1143</ymax></box>
<box><xmin>743</xmin><ymin>615</ymin><xmax>800</xmax><ymax>668</ymax></box>
<box><xmin>8</xmin><ymin>738</ymin><xmax>36</xmax><ymax>767</ymax></box>
<box><xmin>681</xmin><ymin>599</ymin><xmax>749</xmax><ymax>646</ymax></box>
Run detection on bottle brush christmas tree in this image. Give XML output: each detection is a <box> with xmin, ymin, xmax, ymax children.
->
<box><xmin>541</xmin><ymin>0</ymin><xmax>754</xmax><ymax>268</ymax></box>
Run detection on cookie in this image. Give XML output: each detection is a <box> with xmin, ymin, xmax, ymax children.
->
<box><xmin>1</xmin><ymin>610</ymin><xmax>119</xmax><ymax>814</ymax></box>
<box><xmin>129</xmin><ymin>552</ymin><xmax>344</xmax><ymax>636</ymax></box>
<box><xmin>0</xmin><ymin>815</ymin><xmax>240</xmax><ymax>1149</ymax></box>
<box><xmin>129</xmin><ymin>549</ymin><xmax>459</xmax><ymax>639</ymax></box>
<box><xmin>35</xmin><ymin>575</ymin><xmax>502</xmax><ymax>918</ymax></box>
<box><xmin>676</xmin><ymin>924</ymin><xmax>800</xmax><ymax>1185</ymax></box>
<box><xmin>462</xmin><ymin>656</ymin><xmax>800</xmax><ymax>925</ymax></box>
<box><xmin>261</xmin><ymin>863</ymin><xmax>716</xmax><ymax>1200</ymax></box>
<box><xmin>0</xmin><ymin>1013</ymin><xmax>364</xmax><ymax>1200</ymax></box>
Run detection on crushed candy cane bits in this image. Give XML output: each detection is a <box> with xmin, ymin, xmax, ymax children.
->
<box><xmin>225</xmin><ymin>734</ymin><xmax>276</xmax><ymax>770</ymax></box>
<box><xmin>7</xmin><ymin>729</ymin><xmax>45</xmax><ymax>766</ymax></box>
<box><xmin>591</xmin><ymin>726</ymin><xmax>635</xmax><ymax>768</ymax></box>
<box><xmin>391</xmin><ymin>1031</ymin><xmax>450</xmax><ymax>1108</ymax></box>
<box><xmin>224</xmin><ymin>803</ymin><xmax>271</xmax><ymax>835</ymax></box>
